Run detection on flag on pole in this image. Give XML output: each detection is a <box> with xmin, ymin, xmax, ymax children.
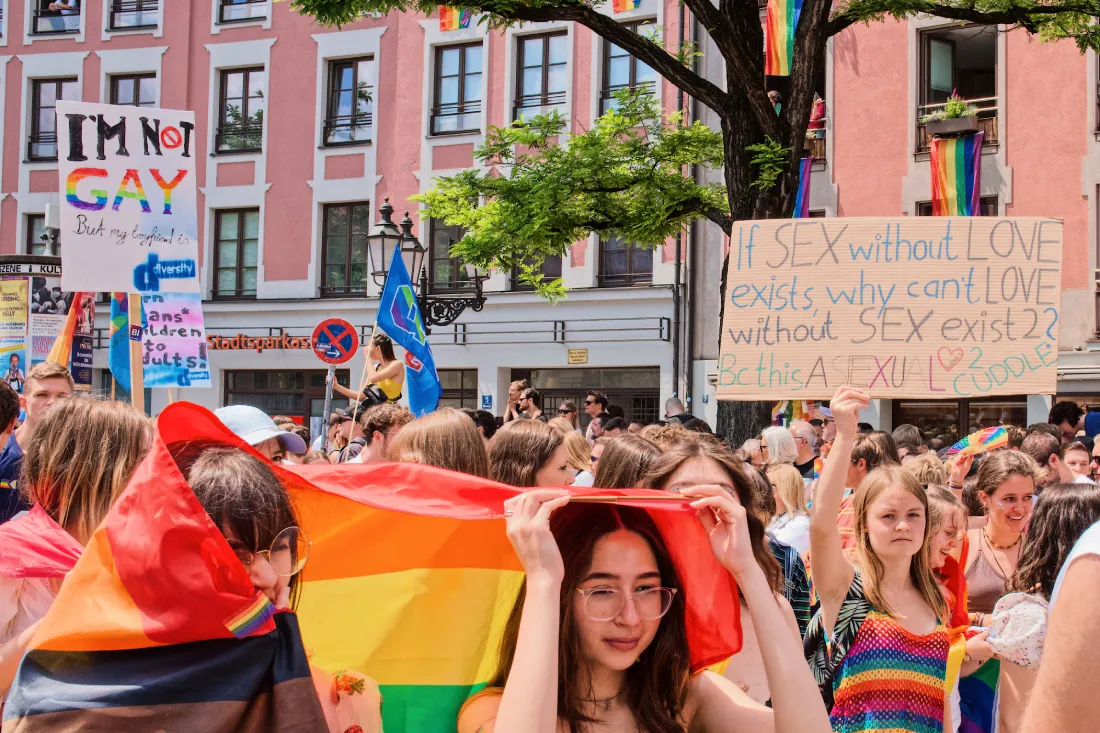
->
<box><xmin>764</xmin><ymin>0</ymin><xmax>804</xmax><ymax>76</ymax></box>
<box><xmin>793</xmin><ymin>157</ymin><xmax>813</xmax><ymax>218</ymax></box>
<box><xmin>930</xmin><ymin>131</ymin><xmax>984</xmax><ymax>216</ymax></box>
<box><xmin>108</xmin><ymin>292</ymin><xmax>132</xmax><ymax>393</ymax></box>
<box><xmin>438</xmin><ymin>5</ymin><xmax>471</xmax><ymax>30</ymax></box>
<box><xmin>44</xmin><ymin>294</ymin><xmax>85</xmax><ymax>367</ymax></box>
<box><xmin>376</xmin><ymin>250</ymin><xmax>442</xmax><ymax>416</ymax></box>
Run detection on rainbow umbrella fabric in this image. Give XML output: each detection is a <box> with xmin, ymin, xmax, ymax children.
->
<box><xmin>946</xmin><ymin>425</ymin><xmax>1008</xmax><ymax>457</ymax></box>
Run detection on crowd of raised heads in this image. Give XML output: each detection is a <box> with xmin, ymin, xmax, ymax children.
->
<box><xmin>3</xmin><ymin>372</ymin><xmax>1100</xmax><ymax>733</ymax></box>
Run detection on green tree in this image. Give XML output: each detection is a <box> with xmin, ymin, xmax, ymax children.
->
<box><xmin>294</xmin><ymin>0</ymin><xmax>1100</xmax><ymax>440</ymax></box>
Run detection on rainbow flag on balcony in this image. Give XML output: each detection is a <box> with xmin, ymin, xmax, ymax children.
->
<box><xmin>931</xmin><ymin>131</ymin><xmax>984</xmax><ymax>216</ymax></box>
<box><xmin>765</xmin><ymin>0</ymin><xmax>804</xmax><ymax>76</ymax></box>
<box><xmin>438</xmin><ymin>5</ymin><xmax>471</xmax><ymax>30</ymax></box>
<box><xmin>612</xmin><ymin>0</ymin><xmax>642</xmax><ymax>12</ymax></box>
<box><xmin>793</xmin><ymin>156</ymin><xmax>812</xmax><ymax>218</ymax></box>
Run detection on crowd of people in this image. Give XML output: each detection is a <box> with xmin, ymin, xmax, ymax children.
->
<box><xmin>2</xmin><ymin>366</ymin><xmax>1100</xmax><ymax>732</ymax></box>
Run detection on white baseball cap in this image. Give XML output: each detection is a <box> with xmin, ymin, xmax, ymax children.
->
<box><xmin>214</xmin><ymin>405</ymin><xmax>307</xmax><ymax>454</ymax></box>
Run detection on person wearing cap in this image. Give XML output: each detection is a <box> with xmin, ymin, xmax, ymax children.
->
<box><xmin>326</xmin><ymin>407</ymin><xmax>369</xmax><ymax>463</ymax></box>
<box><xmin>213</xmin><ymin>405</ymin><xmax>308</xmax><ymax>464</ymax></box>
<box><xmin>820</xmin><ymin>406</ymin><xmax>836</xmax><ymax>443</ymax></box>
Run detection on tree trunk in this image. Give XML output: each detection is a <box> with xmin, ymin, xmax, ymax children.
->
<box><xmin>715</xmin><ymin>399</ymin><xmax>775</xmax><ymax>446</ymax></box>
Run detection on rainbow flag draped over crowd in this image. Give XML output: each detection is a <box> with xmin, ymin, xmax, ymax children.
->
<box><xmin>438</xmin><ymin>5</ymin><xmax>471</xmax><ymax>30</ymax></box>
<box><xmin>930</xmin><ymin>131</ymin><xmax>984</xmax><ymax>216</ymax></box>
<box><xmin>764</xmin><ymin>0</ymin><xmax>803</xmax><ymax>76</ymax></box>
<box><xmin>4</xmin><ymin>403</ymin><xmax>743</xmax><ymax>733</ymax></box>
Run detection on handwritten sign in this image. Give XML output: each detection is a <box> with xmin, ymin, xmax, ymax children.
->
<box><xmin>717</xmin><ymin>217</ymin><xmax>1063</xmax><ymax>400</ymax></box>
<box><xmin>56</xmin><ymin>101</ymin><xmax>199</xmax><ymax>294</ymax></box>
<box><xmin>141</xmin><ymin>293</ymin><xmax>211</xmax><ymax>388</ymax></box>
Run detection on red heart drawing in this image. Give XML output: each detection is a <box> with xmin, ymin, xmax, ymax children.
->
<box><xmin>938</xmin><ymin>347</ymin><xmax>963</xmax><ymax>371</ymax></box>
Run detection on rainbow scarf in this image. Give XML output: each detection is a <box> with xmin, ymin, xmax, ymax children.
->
<box><xmin>764</xmin><ymin>0</ymin><xmax>803</xmax><ymax>76</ymax></box>
<box><xmin>612</xmin><ymin>0</ymin><xmax>642</xmax><ymax>12</ymax></box>
<box><xmin>930</xmin><ymin>131</ymin><xmax>984</xmax><ymax>216</ymax></box>
<box><xmin>438</xmin><ymin>5</ymin><xmax>471</xmax><ymax>30</ymax></box>
<box><xmin>793</xmin><ymin>157</ymin><xmax>812</xmax><ymax>218</ymax></box>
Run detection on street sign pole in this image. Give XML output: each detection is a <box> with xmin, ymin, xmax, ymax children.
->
<box><xmin>321</xmin><ymin>364</ymin><xmax>336</xmax><ymax>450</ymax></box>
<box><xmin>311</xmin><ymin>317</ymin><xmax>358</xmax><ymax>456</ymax></box>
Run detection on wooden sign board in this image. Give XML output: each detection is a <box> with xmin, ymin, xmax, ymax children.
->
<box><xmin>717</xmin><ymin>217</ymin><xmax>1063</xmax><ymax>400</ymax></box>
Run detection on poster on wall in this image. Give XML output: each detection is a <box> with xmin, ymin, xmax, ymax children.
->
<box><xmin>29</xmin><ymin>276</ymin><xmax>72</xmax><ymax>367</ymax></box>
<box><xmin>55</xmin><ymin>101</ymin><xmax>199</xmax><ymax>294</ymax></box>
<box><xmin>70</xmin><ymin>292</ymin><xmax>96</xmax><ymax>392</ymax></box>
<box><xmin>716</xmin><ymin>217</ymin><xmax>1064</xmax><ymax>400</ymax></box>
<box><xmin>141</xmin><ymin>293</ymin><xmax>211</xmax><ymax>388</ymax></box>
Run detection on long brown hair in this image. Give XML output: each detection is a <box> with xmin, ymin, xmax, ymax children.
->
<box><xmin>21</xmin><ymin>396</ymin><xmax>151</xmax><ymax>543</ymax></box>
<box><xmin>853</xmin><ymin>465</ymin><xmax>948</xmax><ymax>620</ymax></box>
<box><xmin>386</xmin><ymin>407</ymin><xmax>489</xmax><ymax>478</ymax></box>
<box><xmin>488</xmin><ymin>505</ymin><xmax>691</xmax><ymax>733</ymax></box>
<box><xmin>489</xmin><ymin>419</ymin><xmax>563</xmax><ymax>487</ymax></box>
<box><xmin>642</xmin><ymin>438</ymin><xmax>782</xmax><ymax>594</ymax></box>
<box><xmin>977</xmin><ymin>449</ymin><xmax>1041</xmax><ymax>499</ymax></box>
<box><xmin>594</xmin><ymin>435</ymin><xmax>660</xmax><ymax>489</ymax></box>
<box><xmin>1009</xmin><ymin>482</ymin><xmax>1100</xmax><ymax>600</ymax></box>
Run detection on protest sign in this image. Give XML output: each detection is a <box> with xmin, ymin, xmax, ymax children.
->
<box><xmin>717</xmin><ymin>217</ymin><xmax>1063</xmax><ymax>400</ymax></box>
<box><xmin>141</xmin><ymin>293</ymin><xmax>211</xmax><ymax>388</ymax></box>
<box><xmin>56</xmin><ymin>101</ymin><xmax>199</xmax><ymax>294</ymax></box>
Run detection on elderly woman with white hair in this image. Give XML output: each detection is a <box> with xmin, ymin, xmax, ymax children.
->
<box><xmin>761</xmin><ymin>425</ymin><xmax>799</xmax><ymax>468</ymax></box>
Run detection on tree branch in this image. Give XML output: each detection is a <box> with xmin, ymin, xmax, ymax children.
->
<box><xmin>827</xmin><ymin>1</ymin><xmax>1099</xmax><ymax>37</ymax></box>
<box><xmin>473</xmin><ymin>1</ymin><xmax>732</xmax><ymax>115</ymax></box>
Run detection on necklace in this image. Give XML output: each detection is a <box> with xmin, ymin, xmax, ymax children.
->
<box><xmin>983</xmin><ymin>529</ymin><xmax>1017</xmax><ymax>581</ymax></box>
<box><xmin>983</xmin><ymin>527</ymin><xmax>1021</xmax><ymax>551</ymax></box>
<box><xmin>580</xmin><ymin>690</ymin><xmax>623</xmax><ymax>712</ymax></box>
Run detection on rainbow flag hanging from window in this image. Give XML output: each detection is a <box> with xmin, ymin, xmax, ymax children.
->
<box><xmin>765</xmin><ymin>0</ymin><xmax>804</xmax><ymax>76</ymax></box>
<box><xmin>930</xmin><ymin>131</ymin><xmax>984</xmax><ymax>216</ymax></box>
<box><xmin>438</xmin><ymin>5</ymin><xmax>471</xmax><ymax>30</ymax></box>
<box><xmin>793</xmin><ymin>157</ymin><xmax>812</xmax><ymax>218</ymax></box>
<box><xmin>612</xmin><ymin>0</ymin><xmax>642</xmax><ymax>12</ymax></box>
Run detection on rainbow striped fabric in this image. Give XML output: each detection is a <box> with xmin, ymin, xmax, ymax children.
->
<box><xmin>44</xmin><ymin>294</ymin><xmax>84</xmax><ymax>366</ymax></box>
<box><xmin>794</xmin><ymin>157</ymin><xmax>812</xmax><ymax>218</ymax></box>
<box><xmin>930</xmin><ymin>131</ymin><xmax>984</xmax><ymax>216</ymax></box>
<box><xmin>829</xmin><ymin>611</ymin><xmax>949</xmax><ymax>733</ymax></box>
<box><xmin>612</xmin><ymin>0</ymin><xmax>642</xmax><ymax>12</ymax></box>
<box><xmin>438</xmin><ymin>5</ymin><xmax>471</xmax><ymax>30</ymax></box>
<box><xmin>958</xmin><ymin>658</ymin><xmax>999</xmax><ymax>733</ymax></box>
<box><xmin>765</xmin><ymin>0</ymin><xmax>804</xmax><ymax>76</ymax></box>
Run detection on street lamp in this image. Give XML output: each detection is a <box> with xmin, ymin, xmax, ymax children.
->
<box><xmin>365</xmin><ymin>199</ymin><xmax>487</xmax><ymax>334</ymax></box>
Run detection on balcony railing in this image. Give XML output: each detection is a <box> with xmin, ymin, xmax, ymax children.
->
<box><xmin>215</xmin><ymin>123</ymin><xmax>263</xmax><ymax>153</ymax></box>
<box><xmin>109</xmin><ymin>0</ymin><xmax>159</xmax><ymax>30</ymax></box>
<box><xmin>430</xmin><ymin>102</ymin><xmax>482</xmax><ymax>136</ymax></box>
<box><xmin>31</xmin><ymin>7</ymin><xmax>80</xmax><ymax>35</ymax></box>
<box><xmin>219</xmin><ymin>0</ymin><xmax>267</xmax><ymax>24</ymax></box>
<box><xmin>514</xmin><ymin>91</ymin><xmax>566</xmax><ymax>121</ymax></box>
<box><xmin>27</xmin><ymin>132</ymin><xmax>58</xmax><ymax>161</ymax></box>
<box><xmin>323</xmin><ymin>110</ymin><xmax>373</xmax><ymax>146</ymax></box>
<box><xmin>916</xmin><ymin>96</ymin><xmax>998</xmax><ymax>153</ymax></box>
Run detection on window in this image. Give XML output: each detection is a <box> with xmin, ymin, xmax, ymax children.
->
<box><xmin>599</xmin><ymin>21</ymin><xmax>657</xmax><ymax>115</ymax></box>
<box><xmin>109</xmin><ymin>0</ymin><xmax>158</xmax><ymax>30</ymax></box>
<box><xmin>512</xmin><ymin>255</ymin><xmax>563</xmax><ymax>292</ymax></box>
<box><xmin>28</xmin><ymin>78</ymin><xmax>79</xmax><ymax>161</ymax></box>
<box><xmin>320</xmin><ymin>202</ymin><xmax>370</xmax><ymax>296</ymax></box>
<box><xmin>915</xmin><ymin>196</ymin><xmax>998</xmax><ymax>216</ymax></box>
<box><xmin>324</xmin><ymin>57</ymin><xmax>373</xmax><ymax>146</ymax></box>
<box><xmin>225</xmin><ymin>370</ymin><xmax>351</xmax><ymax>442</ymax></box>
<box><xmin>438</xmin><ymin>369</ymin><xmax>478</xmax><ymax>409</ymax></box>
<box><xmin>214</xmin><ymin>209</ymin><xmax>259</xmax><ymax>299</ymax></box>
<box><xmin>918</xmin><ymin>25</ymin><xmax>997</xmax><ymax>151</ymax></box>
<box><xmin>432</xmin><ymin>43</ymin><xmax>483</xmax><ymax>135</ymax></box>
<box><xmin>514</xmin><ymin>32</ymin><xmax>567</xmax><ymax>121</ymax></box>
<box><xmin>26</xmin><ymin>214</ymin><xmax>49</xmax><ymax>255</ymax></box>
<box><xmin>219</xmin><ymin>0</ymin><xmax>267</xmax><ymax>24</ymax></box>
<box><xmin>893</xmin><ymin>396</ymin><xmax>1026</xmax><ymax>446</ymax></box>
<box><xmin>110</xmin><ymin>73</ymin><xmax>156</xmax><ymax>107</ymax></box>
<box><xmin>429</xmin><ymin>219</ymin><xmax>476</xmax><ymax>293</ymax></box>
<box><xmin>31</xmin><ymin>0</ymin><xmax>80</xmax><ymax>35</ymax></box>
<box><xmin>216</xmin><ymin>67</ymin><xmax>265</xmax><ymax>153</ymax></box>
<box><xmin>599</xmin><ymin>236</ymin><xmax>652</xmax><ymax>287</ymax></box>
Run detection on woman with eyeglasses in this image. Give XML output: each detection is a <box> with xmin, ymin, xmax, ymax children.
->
<box><xmin>964</xmin><ymin>451</ymin><xmax>1041</xmax><ymax>617</ymax></box>
<box><xmin>457</xmin><ymin>485</ymin><xmax>832</xmax><ymax>733</ymax></box>
<box><xmin>179</xmin><ymin>445</ymin><xmax>382</xmax><ymax>733</ymax></box>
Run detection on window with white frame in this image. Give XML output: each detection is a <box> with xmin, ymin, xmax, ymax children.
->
<box><xmin>110</xmin><ymin>73</ymin><xmax>156</xmax><ymax>107</ymax></box>
<box><xmin>30</xmin><ymin>0</ymin><xmax>80</xmax><ymax>36</ymax></box>
<box><xmin>218</xmin><ymin>0</ymin><xmax>267</xmax><ymax>24</ymax></box>
<box><xmin>514</xmin><ymin>32</ymin><xmax>567</xmax><ymax>121</ymax></box>
<box><xmin>216</xmin><ymin>66</ymin><xmax>265</xmax><ymax>153</ymax></box>
<box><xmin>323</xmin><ymin>57</ymin><xmax>373</xmax><ymax>146</ymax></box>
<box><xmin>28</xmin><ymin>77</ymin><xmax>79</xmax><ymax>161</ymax></box>
<box><xmin>432</xmin><ymin>43</ymin><xmax>482</xmax><ymax>136</ymax></box>
<box><xmin>599</xmin><ymin>20</ymin><xmax>657</xmax><ymax>115</ymax></box>
<box><xmin>108</xmin><ymin>0</ymin><xmax>158</xmax><ymax>30</ymax></box>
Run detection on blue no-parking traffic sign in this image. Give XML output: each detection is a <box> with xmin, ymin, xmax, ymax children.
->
<box><xmin>311</xmin><ymin>318</ymin><xmax>358</xmax><ymax>365</ymax></box>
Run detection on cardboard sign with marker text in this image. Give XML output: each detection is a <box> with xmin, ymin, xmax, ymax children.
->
<box><xmin>717</xmin><ymin>217</ymin><xmax>1063</xmax><ymax>400</ymax></box>
<box><xmin>56</xmin><ymin>101</ymin><xmax>199</xmax><ymax>294</ymax></box>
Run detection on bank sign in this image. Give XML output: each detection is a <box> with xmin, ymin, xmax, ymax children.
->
<box><xmin>206</xmin><ymin>334</ymin><xmax>316</xmax><ymax>353</ymax></box>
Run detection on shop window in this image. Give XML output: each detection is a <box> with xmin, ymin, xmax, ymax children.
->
<box><xmin>893</xmin><ymin>396</ymin><xmax>1027</xmax><ymax>446</ymax></box>
<box><xmin>225</xmin><ymin>369</ymin><xmax>350</xmax><ymax>444</ymax></box>
<box><xmin>320</xmin><ymin>201</ymin><xmax>370</xmax><ymax>296</ymax></box>
<box><xmin>439</xmin><ymin>368</ymin><xmax>478</xmax><ymax>409</ymax></box>
<box><xmin>432</xmin><ymin>43</ymin><xmax>482</xmax><ymax>135</ymax></box>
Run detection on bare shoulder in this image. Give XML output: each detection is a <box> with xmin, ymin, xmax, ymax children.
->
<box><xmin>686</xmin><ymin>670</ymin><xmax>771</xmax><ymax>731</ymax></box>
<box><xmin>457</xmin><ymin>690</ymin><xmax>502</xmax><ymax>733</ymax></box>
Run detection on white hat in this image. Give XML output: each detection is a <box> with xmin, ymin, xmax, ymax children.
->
<box><xmin>819</xmin><ymin>406</ymin><xmax>834</xmax><ymax>420</ymax></box>
<box><xmin>214</xmin><ymin>405</ymin><xmax>307</xmax><ymax>454</ymax></box>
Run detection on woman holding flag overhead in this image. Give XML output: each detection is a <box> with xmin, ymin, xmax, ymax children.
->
<box><xmin>457</xmin><ymin>483</ymin><xmax>832</xmax><ymax>733</ymax></box>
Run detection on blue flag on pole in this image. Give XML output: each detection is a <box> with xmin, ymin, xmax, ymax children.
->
<box><xmin>108</xmin><ymin>292</ymin><xmax>132</xmax><ymax>393</ymax></box>
<box><xmin>376</xmin><ymin>250</ymin><xmax>442</xmax><ymax>416</ymax></box>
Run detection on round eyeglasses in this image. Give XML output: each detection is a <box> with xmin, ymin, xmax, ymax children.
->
<box><xmin>228</xmin><ymin>526</ymin><xmax>311</xmax><ymax>577</ymax></box>
<box><xmin>575</xmin><ymin>586</ymin><xmax>678</xmax><ymax>622</ymax></box>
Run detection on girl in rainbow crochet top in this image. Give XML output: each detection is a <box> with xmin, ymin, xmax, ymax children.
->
<box><xmin>807</xmin><ymin>386</ymin><xmax>950</xmax><ymax>733</ymax></box>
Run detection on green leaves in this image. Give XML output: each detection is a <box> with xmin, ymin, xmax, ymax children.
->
<box><xmin>412</xmin><ymin>89</ymin><xmax>726</xmax><ymax>300</ymax></box>
<box><xmin>745</xmin><ymin>137</ymin><xmax>792</xmax><ymax>191</ymax></box>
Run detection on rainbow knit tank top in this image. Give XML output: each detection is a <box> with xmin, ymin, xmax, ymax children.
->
<box><xmin>829</xmin><ymin>609</ymin><xmax>949</xmax><ymax>733</ymax></box>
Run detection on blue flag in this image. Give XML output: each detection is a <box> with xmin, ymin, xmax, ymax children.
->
<box><xmin>108</xmin><ymin>293</ymin><xmax>132</xmax><ymax>394</ymax></box>
<box><xmin>376</xmin><ymin>250</ymin><xmax>442</xmax><ymax>416</ymax></box>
